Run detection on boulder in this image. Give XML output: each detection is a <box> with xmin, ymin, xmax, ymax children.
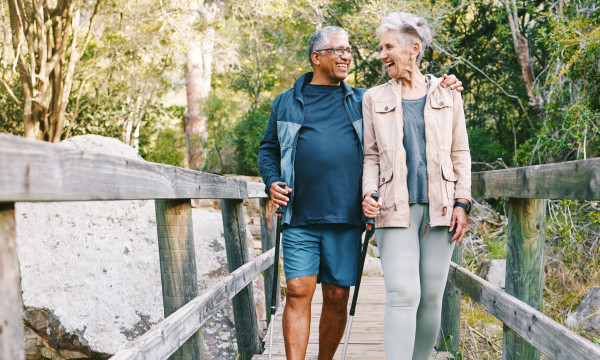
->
<box><xmin>477</xmin><ymin>259</ymin><xmax>506</xmax><ymax>288</ymax></box>
<box><xmin>566</xmin><ymin>287</ymin><xmax>600</xmax><ymax>333</ymax></box>
<box><xmin>362</xmin><ymin>255</ymin><xmax>383</xmax><ymax>275</ymax></box>
<box><xmin>17</xmin><ymin>135</ymin><xmax>266</xmax><ymax>360</ymax></box>
<box><xmin>367</xmin><ymin>243</ymin><xmax>379</xmax><ymax>258</ymax></box>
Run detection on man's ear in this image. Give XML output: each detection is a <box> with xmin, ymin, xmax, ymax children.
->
<box><xmin>311</xmin><ymin>51</ymin><xmax>321</xmax><ymax>66</ymax></box>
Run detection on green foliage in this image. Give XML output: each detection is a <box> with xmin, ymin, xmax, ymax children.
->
<box><xmin>202</xmin><ymin>92</ymin><xmax>239</xmax><ymax>174</ymax></box>
<box><xmin>139</xmin><ymin>105</ymin><xmax>187</xmax><ymax>167</ymax></box>
<box><xmin>144</xmin><ymin>128</ymin><xmax>187</xmax><ymax>167</ymax></box>
<box><xmin>232</xmin><ymin>101</ymin><xmax>272</xmax><ymax>176</ymax></box>
<box><xmin>0</xmin><ymin>81</ymin><xmax>24</xmax><ymax>136</ymax></box>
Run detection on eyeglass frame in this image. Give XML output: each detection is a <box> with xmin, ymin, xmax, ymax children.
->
<box><xmin>314</xmin><ymin>48</ymin><xmax>355</xmax><ymax>56</ymax></box>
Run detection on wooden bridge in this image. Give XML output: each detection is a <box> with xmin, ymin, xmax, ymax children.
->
<box><xmin>1</xmin><ymin>132</ymin><xmax>599</xmax><ymax>360</ymax></box>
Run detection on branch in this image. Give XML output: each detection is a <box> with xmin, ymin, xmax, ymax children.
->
<box><xmin>79</xmin><ymin>0</ymin><xmax>103</xmax><ymax>54</ymax></box>
<box><xmin>432</xmin><ymin>41</ymin><xmax>527</xmax><ymax>114</ymax></box>
<box><xmin>0</xmin><ymin>78</ymin><xmax>22</xmax><ymax>105</ymax></box>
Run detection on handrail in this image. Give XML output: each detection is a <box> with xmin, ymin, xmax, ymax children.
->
<box><xmin>447</xmin><ymin>262</ymin><xmax>600</xmax><ymax>359</ymax></box>
<box><xmin>441</xmin><ymin>157</ymin><xmax>600</xmax><ymax>359</ymax></box>
<box><xmin>0</xmin><ymin>133</ymin><xmax>267</xmax><ymax>202</ymax></box>
<box><xmin>111</xmin><ymin>248</ymin><xmax>276</xmax><ymax>360</ymax></box>
<box><xmin>472</xmin><ymin>158</ymin><xmax>600</xmax><ymax>200</ymax></box>
<box><xmin>0</xmin><ymin>133</ymin><xmax>274</xmax><ymax>360</ymax></box>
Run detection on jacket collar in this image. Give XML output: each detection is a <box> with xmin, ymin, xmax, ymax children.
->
<box><xmin>388</xmin><ymin>74</ymin><xmax>443</xmax><ymax>96</ymax></box>
<box><xmin>293</xmin><ymin>72</ymin><xmax>354</xmax><ymax>102</ymax></box>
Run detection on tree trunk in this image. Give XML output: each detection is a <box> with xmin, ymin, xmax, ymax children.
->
<box><xmin>7</xmin><ymin>0</ymin><xmax>102</xmax><ymax>142</ymax></box>
<box><xmin>504</xmin><ymin>0</ymin><xmax>543</xmax><ymax>108</ymax></box>
<box><xmin>184</xmin><ymin>3</ymin><xmax>217</xmax><ymax>171</ymax></box>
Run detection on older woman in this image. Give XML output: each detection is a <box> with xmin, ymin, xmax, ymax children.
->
<box><xmin>361</xmin><ymin>12</ymin><xmax>471</xmax><ymax>360</ymax></box>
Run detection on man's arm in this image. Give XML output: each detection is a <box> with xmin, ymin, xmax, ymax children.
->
<box><xmin>258</xmin><ymin>96</ymin><xmax>285</xmax><ymax>197</ymax></box>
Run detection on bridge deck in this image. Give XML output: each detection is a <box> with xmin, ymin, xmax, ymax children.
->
<box><xmin>255</xmin><ymin>276</ymin><xmax>453</xmax><ymax>360</ymax></box>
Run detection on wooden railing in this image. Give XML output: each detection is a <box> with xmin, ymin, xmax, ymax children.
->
<box><xmin>438</xmin><ymin>158</ymin><xmax>600</xmax><ymax>359</ymax></box>
<box><xmin>0</xmin><ymin>133</ymin><xmax>280</xmax><ymax>360</ymax></box>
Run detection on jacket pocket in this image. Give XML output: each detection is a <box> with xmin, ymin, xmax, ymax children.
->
<box><xmin>375</xmin><ymin>100</ymin><xmax>397</xmax><ymax>113</ymax></box>
<box><xmin>378</xmin><ymin>167</ymin><xmax>394</xmax><ymax>209</ymax></box>
<box><xmin>430</xmin><ymin>96</ymin><xmax>453</xmax><ymax>109</ymax></box>
<box><xmin>440</xmin><ymin>165</ymin><xmax>458</xmax><ymax>205</ymax></box>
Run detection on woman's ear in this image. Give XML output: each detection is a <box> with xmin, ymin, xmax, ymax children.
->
<box><xmin>412</xmin><ymin>42</ymin><xmax>421</xmax><ymax>58</ymax></box>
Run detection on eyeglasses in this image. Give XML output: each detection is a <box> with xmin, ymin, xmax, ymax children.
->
<box><xmin>314</xmin><ymin>48</ymin><xmax>355</xmax><ymax>56</ymax></box>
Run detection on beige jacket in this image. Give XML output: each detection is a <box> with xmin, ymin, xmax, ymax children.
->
<box><xmin>362</xmin><ymin>75</ymin><xmax>471</xmax><ymax>228</ymax></box>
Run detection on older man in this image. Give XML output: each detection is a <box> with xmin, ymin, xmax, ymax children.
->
<box><xmin>258</xmin><ymin>26</ymin><xmax>462</xmax><ymax>360</ymax></box>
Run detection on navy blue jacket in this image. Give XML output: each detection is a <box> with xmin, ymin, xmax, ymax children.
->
<box><xmin>258</xmin><ymin>72</ymin><xmax>367</xmax><ymax>226</ymax></box>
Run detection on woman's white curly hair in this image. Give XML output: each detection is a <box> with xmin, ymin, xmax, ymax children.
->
<box><xmin>378</xmin><ymin>12</ymin><xmax>433</xmax><ymax>64</ymax></box>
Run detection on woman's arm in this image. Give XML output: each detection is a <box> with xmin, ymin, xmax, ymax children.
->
<box><xmin>362</xmin><ymin>90</ymin><xmax>380</xmax><ymax>197</ymax></box>
<box><xmin>449</xmin><ymin>91</ymin><xmax>471</xmax><ymax>244</ymax></box>
<box><xmin>362</xmin><ymin>90</ymin><xmax>383</xmax><ymax>217</ymax></box>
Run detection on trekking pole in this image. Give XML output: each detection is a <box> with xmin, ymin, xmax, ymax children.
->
<box><xmin>268</xmin><ymin>183</ymin><xmax>287</xmax><ymax>360</ymax></box>
<box><xmin>341</xmin><ymin>193</ymin><xmax>380</xmax><ymax>360</ymax></box>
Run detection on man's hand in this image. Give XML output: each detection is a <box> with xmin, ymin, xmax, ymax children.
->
<box><xmin>441</xmin><ymin>74</ymin><xmax>464</xmax><ymax>92</ymax></box>
<box><xmin>362</xmin><ymin>191</ymin><xmax>382</xmax><ymax>218</ymax></box>
<box><xmin>270</xmin><ymin>182</ymin><xmax>292</xmax><ymax>208</ymax></box>
<box><xmin>449</xmin><ymin>199</ymin><xmax>469</xmax><ymax>245</ymax></box>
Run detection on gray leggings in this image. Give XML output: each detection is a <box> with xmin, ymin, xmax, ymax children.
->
<box><xmin>375</xmin><ymin>204</ymin><xmax>455</xmax><ymax>360</ymax></box>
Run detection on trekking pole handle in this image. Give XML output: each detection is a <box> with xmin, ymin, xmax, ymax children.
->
<box><xmin>365</xmin><ymin>193</ymin><xmax>380</xmax><ymax>226</ymax></box>
<box><xmin>276</xmin><ymin>183</ymin><xmax>287</xmax><ymax>214</ymax></box>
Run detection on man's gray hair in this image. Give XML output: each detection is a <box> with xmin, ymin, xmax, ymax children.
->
<box><xmin>378</xmin><ymin>12</ymin><xmax>433</xmax><ymax>64</ymax></box>
<box><xmin>307</xmin><ymin>26</ymin><xmax>349</xmax><ymax>65</ymax></box>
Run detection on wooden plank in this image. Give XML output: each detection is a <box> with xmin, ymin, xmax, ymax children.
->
<box><xmin>471</xmin><ymin>158</ymin><xmax>600</xmax><ymax>200</ymax></box>
<box><xmin>0</xmin><ymin>203</ymin><xmax>24</xmax><ymax>360</ymax></box>
<box><xmin>503</xmin><ymin>198</ymin><xmax>546</xmax><ymax>360</ymax></box>
<box><xmin>221</xmin><ymin>199</ymin><xmax>261</xmax><ymax>359</ymax></box>
<box><xmin>110</xmin><ymin>248</ymin><xmax>275</xmax><ymax>360</ymax></box>
<box><xmin>447</xmin><ymin>262</ymin><xmax>600</xmax><ymax>360</ymax></box>
<box><xmin>155</xmin><ymin>200</ymin><xmax>204</xmax><ymax>360</ymax></box>
<box><xmin>259</xmin><ymin>198</ymin><xmax>280</xmax><ymax>325</ymax></box>
<box><xmin>0</xmin><ymin>133</ymin><xmax>248</xmax><ymax>202</ymax></box>
<box><xmin>438</xmin><ymin>244</ymin><xmax>462</xmax><ymax>355</ymax></box>
<box><xmin>247</xmin><ymin>181</ymin><xmax>268</xmax><ymax>199</ymax></box>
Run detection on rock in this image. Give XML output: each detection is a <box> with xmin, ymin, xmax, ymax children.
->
<box><xmin>59</xmin><ymin>134</ymin><xmax>143</xmax><ymax>160</ymax></box>
<box><xmin>16</xmin><ymin>135</ymin><xmax>267</xmax><ymax>359</ymax></box>
<box><xmin>566</xmin><ymin>287</ymin><xmax>600</xmax><ymax>332</ymax></box>
<box><xmin>477</xmin><ymin>259</ymin><xmax>506</xmax><ymax>288</ymax></box>
<box><xmin>367</xmin><ymin>244</ymin><xmax>379</xmax><ymax>258</ymax></box>
<box><xmin>362</xmin><ymin>255</ymin><xmax>383</xmax><ymax>275</ymax></box>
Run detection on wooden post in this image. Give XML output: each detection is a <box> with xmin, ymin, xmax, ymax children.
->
<box><xmin>259</xmin><ymin>198</ymin><xmax>280</xmax><ymax>325</ymax></box>
<box><xmin>221</xmin><ymin>199</ymin><xmax>261</xmax><ymax>359</ymax></box>
<box><xmin>438</xmin><ymin>244</ymin><xmax>463</xmax><ymax>355</ymax></box>
<box><xmin>0</xmin><ymin>203</ymin><xmax>24</xmax><ymax>360</ymax></box>
<box><xmin>503</xmin><ymin>198</ymin><xmax>546</xmax><ymax>360</ymax></box>
<box><xmin>155</xmin><ymin>199</ymin><xmax>204</xmax><ymax>360</ymax></box>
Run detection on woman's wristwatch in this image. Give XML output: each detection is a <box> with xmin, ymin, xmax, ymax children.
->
<box><xmin>454</xmin><ymin>201</ymin><xmax>471</xmax><ymax>215</ymax></box>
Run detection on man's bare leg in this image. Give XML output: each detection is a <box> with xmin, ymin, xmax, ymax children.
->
<box><xmin>317</xmin><ymin>282</ymin><xmax>350</xmax><ymax>360</ymax></box>
<box><xmin>283</xmin><ymin>275</ymin><xmax>317</xmax><ymax>360</ymax></box>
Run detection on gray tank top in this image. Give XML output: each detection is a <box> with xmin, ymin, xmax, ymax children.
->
<box><xmin>402</xmin><ymin>79</ymin><xmax>430</xmax><ymax>204</ymax></box>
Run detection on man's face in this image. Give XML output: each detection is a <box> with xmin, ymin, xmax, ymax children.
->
<box><xmin>313</xmin><ymin>33</ymin><xmax>352</xmax><ymax>85</ymax></box>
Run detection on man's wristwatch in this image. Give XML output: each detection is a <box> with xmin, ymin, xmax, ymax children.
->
<box><xmin>454</xmin><ymin>201</ymin><xmax>471</xmax><ymax>215</ymax></box>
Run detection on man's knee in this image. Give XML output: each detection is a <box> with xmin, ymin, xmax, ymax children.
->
<box><xmin>286</xmin><ymin>276</ymin><xmax>317</xmax><ymax>302</ymax></box>
<box><xmin>322</xmin><ymin>283</ymin><xmax>350</xmax><ymax>308</ymax></box>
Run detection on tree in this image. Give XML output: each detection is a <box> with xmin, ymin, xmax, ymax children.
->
<box><xmin>4</xmin><ymin>0</ymin><xmax>103</xmax><ymax>142</ymax></box>
<box><xmin>184</xmin><ymin>1</ymin><xmax>220</xmax><ymax>171</ymax></box>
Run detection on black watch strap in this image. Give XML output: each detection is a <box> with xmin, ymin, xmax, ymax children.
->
<box><xmin>454</xmin><ymin>201</ymin><xmax>471</xmax><ymax>215</ymax></box>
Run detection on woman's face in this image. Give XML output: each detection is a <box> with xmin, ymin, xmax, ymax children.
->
<box><xmin>379</xmin><ymin>30</ymin><xmax>416</xmax><ymax>79</ymax></box>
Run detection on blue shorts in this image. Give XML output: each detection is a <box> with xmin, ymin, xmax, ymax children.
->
<box><xmin>281</xmin><ymin>223</ymin><xmax>361</xmax><ymax>287</ymax></box>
